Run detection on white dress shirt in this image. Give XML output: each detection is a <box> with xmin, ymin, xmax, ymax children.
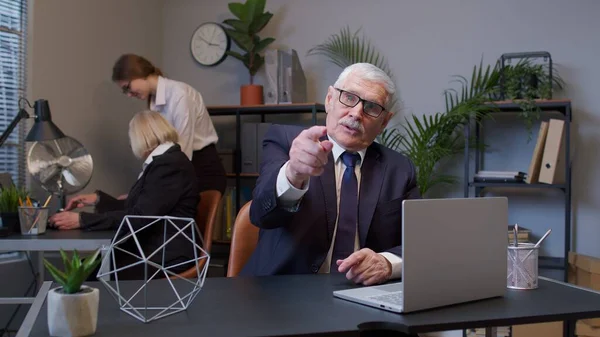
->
<box><xmin>138</xmin><ymin>142</ymin><xmax>174</xmax><ymax>179</ymax></box>
<box><xmin>150</xmin><ymin>76</ymin><xmax>219</xmax><ymax>160</ymax></box>
<box><xmin>275</xmin><ymin>135</ymin><xmax>403</xmax><ymax>279</ymax></box>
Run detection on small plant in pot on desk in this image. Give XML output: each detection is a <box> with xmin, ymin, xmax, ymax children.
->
<box><xmin>0</xmin><ymin>186</ymin><xmax>29</xmax><ymax>236</ymax></box>
<box><xmin>44</xmin><ymin>248</ymin><xmax>102</xmax><ymax>337</ymax></box>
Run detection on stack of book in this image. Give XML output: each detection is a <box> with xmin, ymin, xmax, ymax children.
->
<box><xmin>474</xmin><ymin>171</ymin><xmax>526</xmax><ymax>183</ymax></box>
<box><xmin>508</xmin><ymin>225</ymin><xmax>531</xmax><ymax>244</ymax></box>
<box><xmin>465</xmin><ymin>327</ymin><xmax>510</xmax><ymax>337</ymax></box>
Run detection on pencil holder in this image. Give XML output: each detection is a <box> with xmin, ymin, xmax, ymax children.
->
<box><xmin>507</xmin><ymin>243</ymin><xmax>539</xmax><ymax>289</ymax></box>
<box><xmin>18</xmin><ymin>206</ymin><xmax>49</xmax><ymax>235</ymax></box>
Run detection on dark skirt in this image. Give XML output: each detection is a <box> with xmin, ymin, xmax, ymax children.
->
<box><xmin>192</xmin><ymin>143</ymin><xmax>227</xmax><ymax>196</ymax></box>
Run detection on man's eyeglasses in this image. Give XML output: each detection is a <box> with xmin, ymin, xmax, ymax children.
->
<box><xmin>335</xmin><ymin>88</ymin><xmax>385</xmax><ymax>118</ymax></box>
<box><xmin>121</xmin><ymin>81</ymin><xmax>132</xmax><ymax>94</ymax></box>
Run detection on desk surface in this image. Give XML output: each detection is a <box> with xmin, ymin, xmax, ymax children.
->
<box><xmin>0</xmin><ymin>229</ymin><xmax>114</xmax><ymax>251</ymax></box>
<box><xmin>27</xmin><ymin>274</ymin><xmax>600</xmax><ymax>337</ymax></box>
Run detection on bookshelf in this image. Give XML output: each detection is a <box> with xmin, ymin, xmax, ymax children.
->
<box><xmin>207</xmin><ymin>103</ymin><xmax>326</xmax><ymax>243</ymax></box>
<box><xmin>462</xmin><ymin>99</ymin><xmax>572</xmax><ymax>337</ymax></box>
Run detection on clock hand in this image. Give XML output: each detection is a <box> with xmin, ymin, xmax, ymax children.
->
<box><xmin>197</xmin><ymin>35</ymin><xmax>219</xmax><ymax>46</ymax></box>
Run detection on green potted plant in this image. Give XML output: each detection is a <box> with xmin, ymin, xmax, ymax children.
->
<box><xmin>0</xmin><ymin>186</ymin><xmax>28</xmax><ymax>234</ymax></box>
<box><xmin>499</xmin><ymin>58</ymin><xmax>565</xmax><ymax>138</ymax></box>
<box><xmin>222</xmin><ymin>0</ymin><xmax>275</xmax><ymax>105</ymax></box>
<box><xmin>44</xmin><ymin>248</ymin><xmax>102</xmax><ymax>337</ymax></box>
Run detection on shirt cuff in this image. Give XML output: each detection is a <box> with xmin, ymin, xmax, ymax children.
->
<box><xmin>276</xmin><ymin>161</ymin><xmax>309</xmax><ymax>205</ymax></box>
<box><xmin>379</xmin><ymin>252</ymin><xmax>402</xmax><ymax>279</ymax></box>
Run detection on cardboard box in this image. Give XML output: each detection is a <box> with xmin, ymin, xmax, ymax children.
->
<box><xmin>573</xmin><ymin>253</ymin><xmax>600</xmax><ymax>291</ymax></box>
<box><xmin>570</xmin><ymin>252</ymin><xmax>600</xmax><ymax>328</ymax></box>
<box><xmin>577</xmin><ymin>320</ymin><xmax>600</xmax><ymax>337</ymax></box>
<box><xmin>513</xmin><ymin>321</ymin><xmax>563</xmax><ymax>337</ymax></box>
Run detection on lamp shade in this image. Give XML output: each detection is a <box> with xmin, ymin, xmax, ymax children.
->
<box><xmin>25</xmin><ymin>99</ymin><xmax>66</xmax><ymax>142</ymax></box>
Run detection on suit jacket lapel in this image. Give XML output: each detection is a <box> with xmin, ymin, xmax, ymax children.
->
<box><xmin>318</xmin><ymin>135</ymin><xmax>338</xmax><ymax>242</ymax></box>
<box><xmin>358</xmin><ymin>144</ymin><xmax>384</xmax><ymax>247</ymax></box>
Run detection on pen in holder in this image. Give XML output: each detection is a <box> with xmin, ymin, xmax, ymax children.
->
<box><xmin>18</xmin><ymin>206</ymin><xmax>49</xmax><ymax>235</ymax></box>
<box><xmin>507</xmin><ymin>229</ymin><xmax>551</xmax><ymax>290</ymax></box>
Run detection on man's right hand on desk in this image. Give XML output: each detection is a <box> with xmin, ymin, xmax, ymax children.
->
<box><xmin>65</xmin><ymin>193</ymin><xmax>98</xmax><ymax>210</ymax></box>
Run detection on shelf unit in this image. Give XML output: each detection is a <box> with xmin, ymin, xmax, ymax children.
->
<box><xmin>207</xmin><ymin>102</ymin><xmax>326</xmax><ymax>214</ymax></box>
<box><xmin>463</xmin><ymin>99</ymin><xmax>572</xmax><ymax>280</ymax></box>
<box><xmin>462</xmin><ymin>99</ymin><xmax>573</xmax><ymax>337</ymax></box>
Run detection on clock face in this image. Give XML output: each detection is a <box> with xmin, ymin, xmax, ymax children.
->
<box><xmin>190</xmin><ymin>22</ymin><xmax>230</xmax><ymax>67</ymax></box>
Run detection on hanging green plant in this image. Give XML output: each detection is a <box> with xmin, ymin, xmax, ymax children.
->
<box><xmin>500</xmin><ymin>58</ymin><xmax>565</xmax><ymax>140</ymax></box>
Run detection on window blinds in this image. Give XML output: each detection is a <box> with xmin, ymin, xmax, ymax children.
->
<box><xmin>0</xmin><ymin>0</ymin><xmax>27</xmax><ymax>187</ymax></box>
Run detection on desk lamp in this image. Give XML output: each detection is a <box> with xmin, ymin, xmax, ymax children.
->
<box><xmin>0</xmin><ymin>98</ymin><xmax>65</xmax><ymax>147</ymax></box>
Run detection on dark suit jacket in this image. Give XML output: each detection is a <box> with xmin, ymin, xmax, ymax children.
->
<box><xmin>80</xmin><ymin>144</ymin><xmax>200</xmax><ymax>279</ymax></box>
<box><xmin>240</xmin><ymin>124</ymin><xmax>421</xmax><ymax>276</ymax></box>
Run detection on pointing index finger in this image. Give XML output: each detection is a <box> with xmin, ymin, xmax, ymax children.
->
<box><xmin>304</xmin><ymin>125</ymin><xmax>328</xmax><ymax>141</ymax></box>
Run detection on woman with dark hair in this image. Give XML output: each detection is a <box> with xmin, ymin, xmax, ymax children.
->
<box><xmin>111</xmin><ymin>53</ymin><xmax>226</xmax><ymax>196</ymax></box>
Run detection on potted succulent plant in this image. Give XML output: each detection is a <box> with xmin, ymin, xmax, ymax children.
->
<box><xmin>222</xmin><ymin>0</ymin><xmax>275</xmax><ymax>105</ymax></box>
<box><xmin>44</xmin><ymin>248</ymin><xmax>102</xmax><ymax>337</ymax></box>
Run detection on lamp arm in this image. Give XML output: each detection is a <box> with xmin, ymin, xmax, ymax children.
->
<box><xmin>0</xmin><ymin>109</ymin><xmax>30</xmax><ymax>147</ymax></box>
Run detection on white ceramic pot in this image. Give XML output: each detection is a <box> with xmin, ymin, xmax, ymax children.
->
<box><xmin>47</xmin><ymin>285</ymin><xmax>99</xmax><ymax>337</ymax></box>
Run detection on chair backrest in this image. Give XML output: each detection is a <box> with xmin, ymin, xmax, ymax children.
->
<box><xmin>196</xmin><ymin>190</ymin><xmax>222</xmax><ymax>254</ymax></box>
<box><xmin>175</xmin><ymin>189</ymin><xmax>222</xmax><ymax>279</ymax></box>
<box><xmin>227</xmin><ymin>200</ymin><xmax>258</xmax><ymax>277</ymax></box>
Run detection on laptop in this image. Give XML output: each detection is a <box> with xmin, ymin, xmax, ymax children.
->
<box><xmin>333</xmin><ymin>197</ymin><xmax>508</xmax><ymax>313</ymax></box>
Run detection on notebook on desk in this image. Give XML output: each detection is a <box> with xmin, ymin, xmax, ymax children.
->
<box><xmin>333</xmin><ymin>197</ymin><xmax>508</xmax><ymax>313</ymax></box>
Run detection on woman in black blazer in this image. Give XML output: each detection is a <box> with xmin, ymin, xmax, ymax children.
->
<box><xmin>49</xmin><ymin>110</ymin><xmax>200</xmax><ymax>280</ymax></box>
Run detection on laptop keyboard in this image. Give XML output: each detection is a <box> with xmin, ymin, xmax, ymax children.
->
<box><xmin>368</xmin><ymin>291</ymin><xmax>404</xmax><ymax>305</ymax></box>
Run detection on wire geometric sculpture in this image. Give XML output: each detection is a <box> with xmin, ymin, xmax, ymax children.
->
<box><xmin>96</xmin><ymin>215</ymin><xmax>209</xmax><ymax>323</ymax></box>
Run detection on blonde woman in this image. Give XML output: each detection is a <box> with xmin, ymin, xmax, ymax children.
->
<box><xmin>49</xmin><ymin>110</ymin><xmax>199</xmax><ymax>279</ymax></box>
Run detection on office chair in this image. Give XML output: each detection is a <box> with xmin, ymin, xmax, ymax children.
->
<box><xmin>226</xmin><ymin>201</ymin><xmax>258</xmax><ymax>277</ymax></box>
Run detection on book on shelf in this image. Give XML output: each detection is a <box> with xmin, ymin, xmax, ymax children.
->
<box><xmin>508</xmin><ymin>225</ymin><xmax>531</xmax><ymax>244</ymax></box>
<box><xmin>474</xmin><ymin>171</ymin><xmax>526</xmax><ymax>183</ymax></box>
<box><xmin>525</xmin><ymin>121</ymin><xmax>549</xmax><ymax>184</ymax></box>
<box><xmin>465</xmin><ymin>327</ymin><xmax>510</xmax><ymax>337</ymax></box>
<box><xmin>213</xmin><ymin>185</ymin><xmax>253</xmax><ymax>242</ymax></box>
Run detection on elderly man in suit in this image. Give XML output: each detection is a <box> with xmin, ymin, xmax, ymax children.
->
<box><xmin>241</xmin><ymin>62</ymin><xmax>421</xmax><ymax>287</ymax></box>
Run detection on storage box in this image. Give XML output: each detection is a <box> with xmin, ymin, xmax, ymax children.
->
<box><xmin>512</xmin><ymin>321</ymin><xmax>563</xmax><ymax>337</ymax></box>
<box><xmin>577</xmin><ymin>320</ymin><xmax>600</xmax><ymax>337</ymax></box>
<box><xmin>570</xmin><ymin>252</ymin><xmax>600</xmax><ymax>328</ymax></box>
<box><xmin>573</xmin><ymin>252</ymin><xmax>600</xmax><ymax>291</ymax></box>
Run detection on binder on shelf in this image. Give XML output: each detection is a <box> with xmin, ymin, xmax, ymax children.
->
<box><xmin>538</xmin><ymin>119</ymin><xmax>566</xmax><ymax>184</ymax></box>
<box><xmin>525</xmin><ymin>121</ymin><xmax>549</xmax><ymax>184</ymax></box>
<box><xmin>264</xmin><ymin>48</ymin><xmax>307</xmax><ymax>104</ymax></box>
<box><xmin>240</xmin><ymin>123</ymin><xmax>257</xmax><ymax>173</ymax></box>
<box><xmin>240</xmin><ymin>122</ymin><xmax>272</xmax><ymax>173</ymax></box>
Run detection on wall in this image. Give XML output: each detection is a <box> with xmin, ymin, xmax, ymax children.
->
<box><xmin>0</xmin><ymin>0</ymin><xmax>164</xmax><ymax>331</ymax></box>
<box><xmin>162</xmin><ymin>0</ymin><xmax>600</xmax><ymax>258</ymax></box>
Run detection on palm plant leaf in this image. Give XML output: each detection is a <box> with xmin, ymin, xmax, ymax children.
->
<box><xmin>306</xmin><ymin>26</ymin><xmax>399</xmax><ymax>111</ymax></box>
<box><xmin>384</xmin><ymin>59</ymin><xmax>502</xmax><ymax>196</ymax></box>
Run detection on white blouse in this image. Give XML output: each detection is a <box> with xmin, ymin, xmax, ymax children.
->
<box><xmin>150</xmin><ymin>76</ymin><xmax>219</xmax><ymax>160</ymax></box>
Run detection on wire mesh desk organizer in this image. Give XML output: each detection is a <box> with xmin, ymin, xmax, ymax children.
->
<box><xmin>18</xmin><ymin>206</ymin><xmax>49</xmax><ymax>235</ymax></box>
<box><xmin>507</xmin><ymin>225</ymin><xmax>552</xmax><ymax>290</ymax></box>
<box><xmin>96</xmin><ymin>215</ymin><xmax>209</xmax><ymax>323</ymax></box>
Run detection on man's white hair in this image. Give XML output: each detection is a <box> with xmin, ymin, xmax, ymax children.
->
<box><xmin>332</xmin><ymin>63</ymin><xmax>396</xmax><ymax>111</ymax></box>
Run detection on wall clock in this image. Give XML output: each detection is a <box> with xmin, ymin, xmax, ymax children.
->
<box><xmin>190</xmin><ymin>22</ymin><xmax>231</xmax><ymax>67</ymax></box>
